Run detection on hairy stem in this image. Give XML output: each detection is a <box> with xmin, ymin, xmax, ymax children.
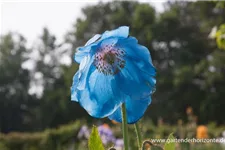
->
<box><xmin>134</xmin><ymin>123</ymin><xmax>142</xmax><ymax>150</ymax></box>
<box><xmin>121</xmin><ymin>103</ymin><xmax>129</xmax><ymax>150</ymax></box>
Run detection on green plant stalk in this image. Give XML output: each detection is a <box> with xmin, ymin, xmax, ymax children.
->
<box><xmin>121</xmin><ymin>103</ymin><xmax>129</xmax><ymax>150</ymax></box>
<box><xmin>134</xmin><ymin>123</ymin><xmax>142</xmax><ymax>150</ymax></box>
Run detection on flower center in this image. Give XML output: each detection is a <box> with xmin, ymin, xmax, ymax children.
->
<box><xmin>94</xmin><ymin>44</ymin><xmax>125</xmax><ymax>75</ymax></box>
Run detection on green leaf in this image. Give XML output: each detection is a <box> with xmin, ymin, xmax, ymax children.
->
<box><xmin>88</xmin><ymin>126</ymin><xmax>105</xmax><ymax>150</ymax></box>
<box><xmin>216</xmin><ymin>24</ymin><xmax>225</xmax><ymax>50</ymax></box>
<box><xmin>164</xmin><ymin>133</ymin><xmax>175</xmax><ymax>150</ymax></box>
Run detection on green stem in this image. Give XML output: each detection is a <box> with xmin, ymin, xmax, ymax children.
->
<box><xmin>134</xmin><ymin>123</ymin><xmax>142</xmax><ymax>150</ymax></box>
<box><xmin>121</xmin><ymin>103</ymin><xmax>129</xmax><ymax>150</ymax></box>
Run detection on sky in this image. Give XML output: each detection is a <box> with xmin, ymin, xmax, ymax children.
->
<box><xmin>0</xmin><ymin>0</ymin><xmax>165</xmax><ymax>46</ymax></box>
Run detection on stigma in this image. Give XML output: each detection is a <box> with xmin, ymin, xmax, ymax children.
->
<box><xmin>94</xmin><ymin>44</ymin><xmax>125</xmax><ymax>75</ymax></box>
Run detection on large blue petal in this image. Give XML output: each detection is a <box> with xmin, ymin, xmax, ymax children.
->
<box><xmin>117</xmin><ymin>58</ymin><xmax>156</xmax><ymax>100</ymax></box>
<box><xmin>85</xmin><ymin>34</ymin><xmax>101</xmax><ymax>46</ymax></box>
<box><xmin>108</xmin><ymin>97</ymin><xmax>152</xmax><ymax>124</ymax></box>
<box><xmin>101</xmin><ymin>26</ymin><xmax>129</xmax><ymax>40</ymax></box>
<box><xmin>76</xmin><ymin>55</ymin><xmax>95</xmax><ymax>90</ymax></box>
<box><xmin>74</xmin><ymin>34</ymin><xmax>101</xmax><ymax>63</ymax></box>
<box><xmin>71</xmin><ymin>72</ymin><xmax>79</xmax><ymax>102</ymax></box>
<box><xmin>71</xmin><ymin>55</ymin><xmax>94</xmax><ymax>101</ymax></box>
<box><xmin>114</xmin><ymin>36</ymin><xmax>156</xmax><ymax>99</ymax></box>
<box><xmin>74</xmin><ymin>44</ymin><xmax>99</xmax><ymax>63</ymax></box>
<box><xmin>117</xmin><ymin>36</ymin><xmax>153</xmax><ymax>64</ymax></box>
<box><xmin>74</xmin><ymin>48</ymin><xmax>90</xmax><ymax>63</ymax></box>
<box><xmin>76</xmin><ymin>68</ymin><xmax>126</xmax><ymax>118</ymax></box>
<box><xmin>130</xmin><ymin>58</ymin><xmax>156</xmax><ymax>94</ymax></box>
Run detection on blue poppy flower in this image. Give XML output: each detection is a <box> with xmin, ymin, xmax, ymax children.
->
<box><xmin>71</xmin><ymin>26</ymin><xmax>156</xmax><ymax>124</ymax></box>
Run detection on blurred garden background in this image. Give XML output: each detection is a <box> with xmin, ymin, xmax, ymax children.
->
<box><xmin>0</xmin><ymin>1</ymin><xmax>225</xmax><ymax>150</ymax></box>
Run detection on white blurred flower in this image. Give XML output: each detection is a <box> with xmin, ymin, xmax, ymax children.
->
<box><xmin>208</xmin><ymin>26</ymin><xmax>217</xmax><ymax>39</ymax></box>
<box><xmin>222</xmin><ymin>131</ymin><xmax>225</xmax><ymax>138</ymax></box>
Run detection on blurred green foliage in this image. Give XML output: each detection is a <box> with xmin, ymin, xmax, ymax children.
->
<box><xmin>0</xmin><ymin>121</ymin><xmax>81</xmax><ymax>150</ymax></box>
<box><xmin>0</xmin><ymin>1</ymin><xmax>225</xmax><ymax>134</ymax></box>
<box><xmin>0</xmin><ymin>119</ymin><xmax>224</xmax><ymax>150</ymax></box>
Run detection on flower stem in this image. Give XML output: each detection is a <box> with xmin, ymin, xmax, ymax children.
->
<box><xmin>134</xmin><ymin>123</ymin><xmax>142</xmax><ymax>150</ymax></box>
<box><xmin>121</xmin><ymin>103</ymin><xmax>129</xmax><ymax>150</ymax></box>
